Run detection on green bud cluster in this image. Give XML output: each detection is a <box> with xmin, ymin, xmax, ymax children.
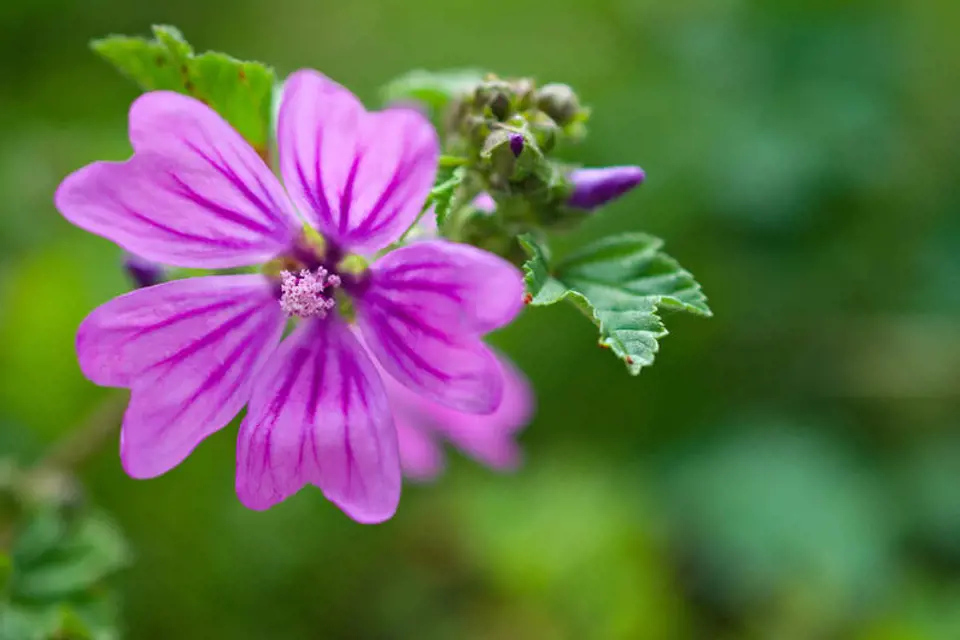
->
<box><xmin>439</xmin><ymin>75</ymin><xmax>592</xmax><ymax>257</ymax></box>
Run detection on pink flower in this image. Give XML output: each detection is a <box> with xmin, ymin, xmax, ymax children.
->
<box><xmin>54</xmin><ymin>70</ymin><xmax>524</xmax><ymax>523</ymax></box>
<box><xmin>389</xmin><ymin>351</ymin><xmax>534</xmax><ymax>481</ymax></box>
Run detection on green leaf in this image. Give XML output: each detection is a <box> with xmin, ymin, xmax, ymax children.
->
<box><xmin>91</xmin><ymin>25</ymin><xmax>276</xmax><ymax>157</ymax></box>
<box><xmin>520</xmin><ymin>233</ymin><xmax>711</xmax><ymax>375</ymax></box>
<box><xmin>429</xmin><ymin>166</ymin><xmax>466</xmax><ymax>228</ymax></box>
<box><xmin>11</xmin><ymin>512</ymin><xmax>130</xmax><ymax>602</ymax></box>
<box><xmin>11</xmin><ymin>508</ymin><xmax>65</xmax><ymax>571</ymax></box>
<box><xmin>517</xmin><ymin>235</ymin><xmax>569</xmax><ymax>305</ymax></box>
<box><xmin>0</xmin><ymin>602</ymin><xmax>112</xmax><ymax>640</ymax></box>
<box><xmin>0</xmin><ymin>602</ymin><xmax>58</xmax><ymax>640</ymax></box>
<box><xmin>380</xmin><ymin>69</ymin><xmax>484</xmax><ymax>113</ymax></box>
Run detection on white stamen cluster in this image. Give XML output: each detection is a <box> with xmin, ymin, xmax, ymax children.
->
<box><xmin>279</xmin><ymin>268</ymin><xmax>341</xmax><ymax>318</ymax></box>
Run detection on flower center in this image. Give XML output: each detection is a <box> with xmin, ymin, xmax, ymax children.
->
<box><xmin>279</xmin><ymin>268</ymin><xmax>341</xmax><ymax>319</ymax></box>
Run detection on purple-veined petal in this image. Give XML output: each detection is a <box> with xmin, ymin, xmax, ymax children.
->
<box><xmin>235</xmin><ymin>317</ymin><xmax>400</xmax><ymax>522</ymax></box>
<box><xmin>277</xmin><ymin>69</ymin><xmax>439</xmax><ymax>253</ymax></box>
<box><xmin>355</xmin><ymin>241</ymin><xmax>523</xmax><ymax>414</ymax></box>
<box><xmin>55</xmin><ymin>92</ymin><xmax>299</xmax><ymax>269</ymax></box>
<box><xmin>431</xmin><ymin>353</ymin><xmax>532</xmax><ymax>470</ymax></box>
<box><xmin>365</xmin><ymin>240</ymin><xmax>524</xmax><ymax>336</ymax></box>
<box><xmin>395</xmin><ymin>422</ymin><xmax>445</xmax><ymax>482</ymax></box>
<box><xmin>76</xmin><ymin>275</ymin><xmax>286</xmax><ymax>478</ymax></box>
<box><xmin>356</xmin><ymin>308</ymin><xmax>503</xmax><ymax>415</ymax></box>
<box><xmin>352</xmin><ymin>330</ymin><xmax>446</xmax><ymax>481</ymax></box>
<box><xmin>388</xmin><ymin>349</ymin><xmax>531</xmax><ymax>475</ymax></box>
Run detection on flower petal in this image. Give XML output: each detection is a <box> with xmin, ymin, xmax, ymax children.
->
<box><xmin>365</xmin><ymin>240</ymin><xmax>525</xmax><ymax>335</ymax></box>
<box><xmin>55</xmin><ymin>92</ymin><xmax>298</xmax><ymax>268</ymax></box>
<box><xmin>395</xmin><ymin>422</ymin><xmax>445</xmax><ymax>482</ymax></box>
<box><xmin>277</xmin><ymin>70</ymin><xmax>439</xmax><ymax>253</ymax></box>
<box><xmin>356</xmin><ymin>241</ymin><xmax>522</xmax><ymax>414</ymax></box>
<box><xmin>235</xmin><ymin>318</ymin><xmax>400</xmax><ymax>523</ymax></box>
<box><xmin>434</xmin><ymin>353</ymin><xmax>532</xmax><ymax>470</ymax></box>
<box><xmin>76</xmin><ymin>275</ymin><xmax>285</xmax><ymax>478</ymax></box>
<box><xmin>356</xmin><ymin>310</ymin><xmax>503</xmax><ymax>415</ymax></box>
<box><xmin>388</xmin><ymin>349</ymin><xmax>532</xmax><ymax>474</ymax></box>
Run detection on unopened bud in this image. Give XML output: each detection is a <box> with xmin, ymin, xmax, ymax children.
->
<box><xmin>509</xmin><ymin>133</ymin><xmax>524</xmax><ymax>157</ymax></box>
<box><xmin>465</xmin><ymin>115</ymin><xmax>490</xmax><ymax>145</ymax></box>
<box><xmin>475</xmin><ymin>79</ymin><xmax>512</xmax><ymax>121</ymax></box>
<box><xmin>481</xmin><ymin>129</ymin><xmax>518</xmax><ymax>186</ymax></box>
<box><xmin>535</xmin><ymin>83</ymin><xmax>580</xmax><ymax>126</ymax></box>
<box><xmin>528</xmin><ymin>111</ymin><xmax>558</xmax><ymax>154</ymax></box>
<box><xmin>489</xmin><ymin>92</ymin><xmax>511</xmax><ymax>121</ymax></box>
<box><xmin>472</xmin><ymin>193</ymin><xmax>496</xmax><ymax>213</ymax></box>
<box><xmin>511</xmin><ymin>78</ymin><xmax>536</xmax><ymax>111</ymax></box>
<box><xmin>566</xmin><ymin>166</ymin><xmax>646</xmax><ymax>210</ymax></box>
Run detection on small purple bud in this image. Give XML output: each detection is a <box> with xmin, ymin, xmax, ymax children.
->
<box><xmin>123</xmin><ymin>253</ymin><xmax>164</xmax><ymax>289</ymax></box>
<box><xmin>471</xmin><ymin>193</ymin><xmax>496</xmax><ymax>213</ymax></box>
<box><xmin>566</xmin><ymin>166</ymin><xmax>646</xmax><ymax>210</ymax></box>
<box><xmin>509</xmin><ymin>133</ymin><xmax>524</xmax><ymax>158</ymax></box>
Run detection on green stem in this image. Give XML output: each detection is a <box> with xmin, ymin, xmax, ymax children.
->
<box><xmin>37</xmin><ymin>392</ymin><xmax>128</xmax><ymax>473</ymax></box>
<box><xmin>438</xmin><ymin>155</ymin><xmax>469</xmax><ymax>168</ymax></box>
<box><xmin>395</xmin><ymin>201</ymin><xmax>433</xmax><ymax>246</ymax></box>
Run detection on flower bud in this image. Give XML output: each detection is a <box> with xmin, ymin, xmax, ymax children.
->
<box><xmin>527</xmin><ymin>111</ymin><xmax>558</xmax><ymax>154</ymax></box>
<box><xmin>471</xmin><ymin>193</ymin><xmax>496</xmax><ymax>213</ymax></box>
<box><xmin>489</xmin><ymin>92</ymin><xmax>511</xmax><ymax>121</ymax></box>
<box><xmin>511</xmin><ymin>78</ymin><xmax>536</xmax><ymax>111</ymax></box>
<box><xmin>535</xmin><ymin>83</ymin><xmax>580</xmax><ymax>126</ymax></box>
<box><xmin>566</xmin><ymin>166</ymin><xmax>645</xmax><ymax>210</ymax></box>
<box><xmin>475</xmin><ymin>79</ymin><xmax>513</xmax><ymax>121</ymax></box>
<box><xmin>509</xmin><ymin>133</ymin><xmax>524</xmax><ymax>157</ymax></box>
<box><xmin>481</xmin><ymin>129</ymin><xmax>535</xmax><ymax>185</ymax></box>
<box><xmin>123</xmin><ymin>253</ymin><xmax>165</xmax><ymax>289</ymax></box>
<box><xmin>465</xmin><ymin>115</ymin><xmax>490</xmax><ymax>145</ymax></box>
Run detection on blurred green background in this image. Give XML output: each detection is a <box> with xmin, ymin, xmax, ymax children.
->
<box><xmin>2</xmin><ymin>0</ymin><xmax>960</xmax><ymax>637</ymax></box>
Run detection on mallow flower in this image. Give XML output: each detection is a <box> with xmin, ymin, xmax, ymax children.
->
<box><xmin>54</xmin><ymin>69</ymin><xmax>524</xmax><ymax>523</ymax></box>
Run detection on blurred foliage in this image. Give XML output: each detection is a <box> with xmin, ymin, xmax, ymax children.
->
<box><xmin>0</xmin><ymin>466</ymin><xmax>130</xmax><ymax>640</ymax></box>
<box><xmin>1</xmin><ymin>0</ymin><xmax>959</xmax><ymax>638</ymax></box>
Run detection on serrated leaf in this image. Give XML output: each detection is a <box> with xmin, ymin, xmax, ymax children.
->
<box><xmin>518</xmin><ymin>235</ymin><xmax>568</xmax><ymax>305</ymax></box>
<box><xmin>560</xmin><ymin>234</ymin><xmax>712</xmax><ymax>317</ymax></box>
<box><xmin>91</xmin><ymin>25</ymin><xmax>276</xmax><ymax>157</ymax></box>
<box><xmin>429</xmin><ymin>166</ymin><xmax>466</xmax><ymax>228</ymax></box>
<box><xmin>520</xmin><ymin>233</ymin><xmax>711</xmax><ymax>375</ymax></box>
<box><xmin>380</xmin><ymin>69</ymin><xmax>484</xmax><ymax>113</ymax></box>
